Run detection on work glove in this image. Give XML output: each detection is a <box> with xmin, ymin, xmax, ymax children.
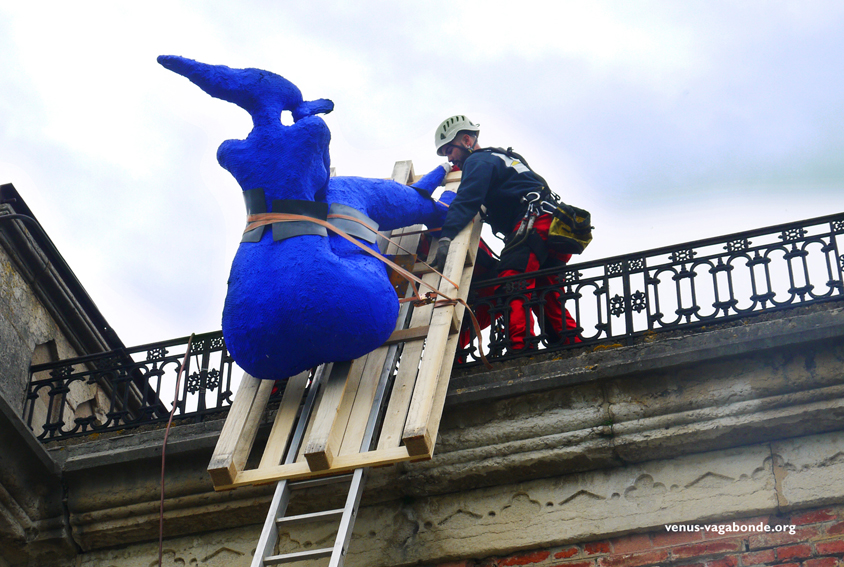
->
<box><xmin>439</xmin><ymin>161</ymin><xmax>452</xmax><ymax>184</ymax></box>
<box><xmin>432</xmin><ymin>237</ymin><xmax>451</xmax><ymax>272</ymax></box>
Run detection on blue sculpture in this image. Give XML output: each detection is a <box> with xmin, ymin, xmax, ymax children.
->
<box><xmin>158</xmin><ymin>56</ymin><xmax>449</xmax><ymax>380</ymax></box>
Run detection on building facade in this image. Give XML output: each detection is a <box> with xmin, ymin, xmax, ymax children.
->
<box><xmin>2</xmin><ymin>182</ymin><xmax>843</xmax><ymax>567</ymax></box>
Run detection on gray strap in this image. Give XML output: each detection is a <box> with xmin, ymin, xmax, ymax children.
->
<box><xmin>241</xmin><ymin>188</ymin><xmax>268</xmax><ymax>243</ymax></box>
<box><xmin>241</xmin><ymin>193</ymin><xmax>377</xmax><ymax>244</ymax></box>
<box><xmin>327</xmin><ymin>203</ymin><xmax>380</xmax><ymax>244</ymax></box>
<box><xmin>271</xmin><ymin>199</ymin><xmax>329</xmax><ymax>242</ymax></box>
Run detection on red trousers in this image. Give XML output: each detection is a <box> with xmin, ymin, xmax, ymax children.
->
<box><xmin>460</xmin><ymin>215</ymin><xmax>579</xmax><ymax>353</ymax></box>
<box><xmin>499</xmin><ymin>215</ymin><xmax>578</xmax><ymax>350</ymax></box>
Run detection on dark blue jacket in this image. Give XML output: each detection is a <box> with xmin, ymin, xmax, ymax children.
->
<box><xmin>439</xmin><ymin>149</ymin><xmax>545</xmax><ymax>240</ymax></box>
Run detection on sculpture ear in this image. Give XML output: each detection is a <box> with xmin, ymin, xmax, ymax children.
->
<box><xmin>294</xmin><ymin>98</ymin><xmax>334</xmax><ymax>121</ymax></box>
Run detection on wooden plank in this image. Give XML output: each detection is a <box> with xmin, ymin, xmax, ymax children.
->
<box><xmin>420</xmin><ymin>259</ymin><xmax>476</xmax><ymax>456</ymax></box>
<box><xmin>294</xmin><ymin>362</ymin><xmax>333</xmax><ymax>464</ymax></box>
<box><xmin>384</xmin><ymin>325</ymin><xmax>429</xmax><ymax>345</ymax></box>
<box><xmin>223</xmin><ymin>446</ymin><xmax>417</xmax><ymax>490</ymax></box>
<box><xmin>391</xmin><ymin>160</ymin><xmax>414</xmax><ymax>185</ymax></box>
<box><xmin>402</xmin><ymin>303</ymin><xmax>452</xmax><ymax>455</ymax></box>
<box><xmin>375</xmin><ymin>337</ymin><xmax>425</xmax><ymax>451</ymax></box>
<box><xmin>258</xmin><ymin>370</ymin><xmax>310</xmax><ymax>469</ymax></box>
<box><xmin>402</xmin><ymin>216</ymin><xmax>481</xmax><ymax>456</ymax></box>
<box><xmin>208</xmin><ymin>373</ymin><xmax>274</xmax><ymax>487</ymax></box>
<box><xmin>376</xmin><ymin>276</ymin><xmax>439</xmax><ymax>450</ymax></box>
<box><xmin>337</xmin><ymin>345</ymin><xmax>389</xmax><ymax>456</ymax></box>
<box><xmin>412</xmin><ymin>169</ymin><xmax>461</xmax><ymax>184</ymax></box>
<box><xmin>377</xmin><ymin>161</ymin><xmax>415</xmax><ymax>253</ymax></box>
<box><xmin>207</xmin><ymin>163</ymin><xmax>478</xmax><ymax>490</ymax></box>
<box><xmin>316</xmin><ymin>355</ymin><xmax>368</xmax><ymax>460</ymax></box>
<box><xmin>303</xmin><ymin>361</ymin><xmax>353</xmax><ymax>470</ymax></box>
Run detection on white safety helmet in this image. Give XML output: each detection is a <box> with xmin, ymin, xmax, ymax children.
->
<box><xmin>435</xmin><ymin>115</ymin><xmax>480</xmax><ymax>156</ymax></box>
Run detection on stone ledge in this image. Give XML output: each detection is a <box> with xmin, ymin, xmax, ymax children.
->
<box><xmin>51</xmin><ymin>419</ymin><xmax>226</xmax><ymax>472</ymax></box>
<box><xmin>447</xmin><ymin>304</ymin><xmax>844</xmax><ymax>406</ymax></box>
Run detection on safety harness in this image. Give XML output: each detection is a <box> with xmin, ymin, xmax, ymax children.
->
<box><xmin>483</xmin><ymin>147</ymin><xmax>594</xmax><ymax>257</ymax></box>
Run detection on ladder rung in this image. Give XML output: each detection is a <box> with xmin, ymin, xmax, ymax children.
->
<box><xmin>290</xmin><ymin>473</ymin><xmax>353</xmax><ymax>490</ymax></box>
<box><xmin>276</xmin><ymin>508</ymin><xmax>344</xmax><ymax>527</ymax></box>
<box><xmin>264</xmin><ymin>547</ymin><xmax>333</xmax><ymax>565</ymax></box>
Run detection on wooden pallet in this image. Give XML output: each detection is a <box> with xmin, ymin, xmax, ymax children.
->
<box><xmin>208</xmin><ymin>162</ymin><xmax>482</xmax><ymax>490</ymax></box>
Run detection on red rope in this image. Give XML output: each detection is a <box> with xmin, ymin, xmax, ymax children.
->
<box><xmin>159</xmin><ymin>333</ymin><xmax>195</xmax><ymax>566</ymax></box>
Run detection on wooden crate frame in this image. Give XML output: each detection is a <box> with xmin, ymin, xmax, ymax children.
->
<box><xmin>208</xmin><ymin>162</ymin><xmax>482</xmax><ymax>490</ymax></box>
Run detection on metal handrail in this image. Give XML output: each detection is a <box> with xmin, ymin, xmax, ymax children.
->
<box><xmin>26</xmin><ymin>330</ymin><xmax>239</xmax><ymax>441</ymax></box>
<box><xmin>456</xmin><ymin>211</ymin><xmax>844</xmax><ymax>365</ymax></box>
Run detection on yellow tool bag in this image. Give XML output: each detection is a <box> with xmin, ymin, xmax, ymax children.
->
<box><xmin>545</xmin><ymin>197</ymin><xmax>593</xmax><ymax>255</ymax></box>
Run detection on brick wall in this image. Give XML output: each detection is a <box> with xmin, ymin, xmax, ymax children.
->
<box><xmin>435</xmin><ymin>506</ymin><xmax>844</xmax><ymax>567</ymax></box>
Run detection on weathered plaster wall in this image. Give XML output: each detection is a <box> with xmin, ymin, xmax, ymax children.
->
<box><xmin>0</xmin><ymin>243</ymin><xmax>71</xmax><ymax>411</ymax></box>
<box><xmin>418</xmin><ymin>503</ymin><xmax>844</xmax><ymax>567</ymax></box>
<box><xmin>75</xmin><ymin>524</ymin><xmax>260</xmax><ymax>567</ymax></box>
<box><xmin>0</xmin><ymin>241</ymin><xmax>101</xmax><ymax>435</ymax></box>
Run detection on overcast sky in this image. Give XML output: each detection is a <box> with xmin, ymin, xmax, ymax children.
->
<box><xmin>1</xmin><ymin>1</ymin><xmax>842</xmax><ymax>347</ymax></box>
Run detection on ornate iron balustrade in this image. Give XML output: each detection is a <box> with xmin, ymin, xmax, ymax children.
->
<box><xmin>455</xmin><ymin>212</ymin><xmax>844</xmax><ymax>366</ymax></box>
<box><xmin>25</xmin><ymin>331</ymin><xmax>239</xmax><ymax>441</ymax></box>
<box><xmin>25</xmin><ymin>213</ymin><xmax>844</xmax><ymax>440</ymax></box>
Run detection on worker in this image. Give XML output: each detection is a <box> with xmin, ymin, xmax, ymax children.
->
<box><xmin>432</xmin><ymin>115</ymin><xmax>579</xmax><ymax>351</ymax></box>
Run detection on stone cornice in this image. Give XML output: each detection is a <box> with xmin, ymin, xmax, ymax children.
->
<box><xmin>448</xmin><ymin>304</ymin><xmax>844</xmax><ymax>406</ymax></box>
<box><xmin>0</xmin><ymin>387</ymin><xmax>74</xmax><ymax>565</ymax></box>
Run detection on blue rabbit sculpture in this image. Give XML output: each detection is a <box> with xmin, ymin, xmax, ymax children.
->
<box><xmin>159</xmin><ymin>56</ymin><xmax>448</xmax><ymax>380</ymax></box>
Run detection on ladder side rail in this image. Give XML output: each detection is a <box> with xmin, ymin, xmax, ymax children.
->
<box><xmin>258</xmin><ymin>294</ymin><xmax>407</xmax><ymax>565</ymax></box>
<box><xmin>339</xmin><ymin>256</ymin><xmax>417</xmax><ymax>456</ymax></box>
<box><xmin>321</xmin><ymin>238</ymin><xmax>426</xmax><ymax>567</ymax></box>
<box><xmin>375</xmin><ymin>227</ymin><xmax>441</xmax><ymax>450</ymax></box>
<box><xmin>251</xmin><ymin>479</ymin><xmax>292</xmax><ymax>567</ymax></box>
<box><xmin>321</xmin><ymin>285</ymin><xmax>412</xmax><ymax>566</ymax></box>
<box><xmin>362</xmin><ymin>302</ymin><xmax>412</xmax><ymax>452</ymax></box>
<box><xmin>334</xmin><ymin>349</ymin><xmax>388</xmax><ymax>456</ymax></box>
<box><xmin>301</xmin><ymin>159</ymin><xmax>419</xmax><ymax>469</ymax></box>
<box><xmin>309</xmin><ymin>251</ymin><xmax>416</xmax><ymax>565</ymax></box>
<box><xmin>293</xmin><ymin>362</ymin><xmax>335</xmax><ymax>464</ymax></box>
<box><xmin>356</xmin><ymin>290</ymin><xmax>413</xmax><ymax>454</ymax></box>
<box><xmin>328</xmin><ymin>467</ymin><xmax>368</xmax><ymax>567</ymax></box>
